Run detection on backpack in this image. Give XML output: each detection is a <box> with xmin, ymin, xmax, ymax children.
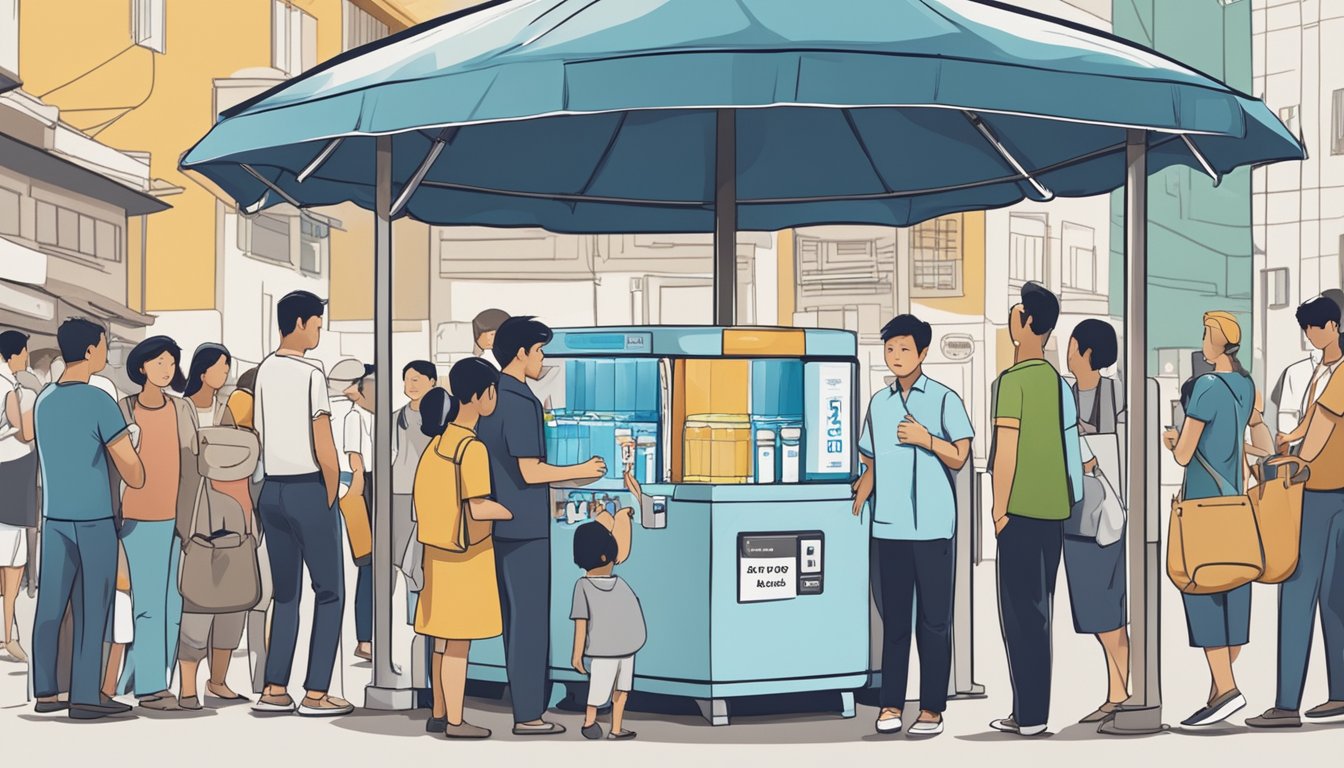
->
<box><xmin>414</xmin><ymin>431</ymin><xmax>490</xmax><ymax>552</ymax></box>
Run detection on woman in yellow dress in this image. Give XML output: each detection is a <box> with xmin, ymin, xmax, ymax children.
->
<box><xmin>413</xmin><ymin>358</ymin><xmax>512</xmax><ymax>739</ymax></box>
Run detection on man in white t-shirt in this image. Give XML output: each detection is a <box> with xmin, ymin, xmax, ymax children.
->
<box><xmin>250</xmin><ymin>290</ymin><xmax>351</xmax><ymax>717</ymax></box>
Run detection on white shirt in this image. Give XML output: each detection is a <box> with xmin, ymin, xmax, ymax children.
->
<box><xmin>477</xmin><ymin>352</ymin><xmax>501</xmax><ymax>370</ymax></box>
<box><xmin>254</xmin><ymin>352</ymin><xmax>331</xmax><ymax>477</ymax></box>
<box><xmin>341</xmin><ymin>403</ymin><xmax>373</xmax><ymax>473</ymax></box>
<box><xmin>90</xmin><ymin>374</ymin><xmax>120</xmax><ymax>402</ymax></box>
<box><xmin>1274</xmin><ymin>354</ymin><xmax>1320</xmax><ymax>434</ymax></box>
<box><xmin>0</xmin><ymin>368</ymin><xmax>33</xmax><ymax>461</ymax></box>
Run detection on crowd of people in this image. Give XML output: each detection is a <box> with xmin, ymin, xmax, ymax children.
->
<box><xmin>1</xmin><ymin>281</ymin><xmax>1341</xmax><ymax>738</ymax></box>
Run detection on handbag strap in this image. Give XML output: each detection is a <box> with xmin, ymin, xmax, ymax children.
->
<box><xmin>1193</xmin><ymin>449</ymin><xmax>1238</xmax><ymax>497</ymax></box>
<box><xmin>1055</xmin><ymin>375</ymin><xmax>1076</xmax><ymax>507</ymax></box>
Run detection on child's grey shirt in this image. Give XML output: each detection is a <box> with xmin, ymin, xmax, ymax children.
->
<box><xmin>571</xmin><ymin>575</ymin><xmax>647</xmax><ymax>658</ymax></box>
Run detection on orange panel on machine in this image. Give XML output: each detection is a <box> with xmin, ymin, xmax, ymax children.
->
<box><xmin>721</xmin><ymin>329</ymin><xmax>806</xmax><ymax>357</ymax></box>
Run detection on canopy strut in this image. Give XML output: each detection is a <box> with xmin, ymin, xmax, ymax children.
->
<box><xmin>241</xmin><ymin>164</ymin><xmax>304</xmax><ymax>209</ymax></box>
<box><xmin>1181</xmin><ymin>134</ymin><xmax>1222</xmax><ymax>187</ymax></box>
<box><xmin>298</xmin><ymin>138</ymin><xmax>344</xmax><ymax>183</ymax></box>
<box><xmin>391</xmin><ymin>129</ymin><xmax>456</xmax><ymax>217</ymax></box>
<box><xmin>963</xmin><ymin>110</ymin><xmax>1054</xmax><ymax>202</ymax></box>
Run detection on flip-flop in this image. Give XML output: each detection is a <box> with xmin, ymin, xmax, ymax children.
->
<box><xmin>206</xmin><ymin>686</ymin><xmax>247</xmax><ymax>702</ymax></box>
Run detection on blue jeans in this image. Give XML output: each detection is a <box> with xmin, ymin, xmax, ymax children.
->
<box><xmin>118</xmin><ymin>519</ymin><xmax>183</xmax><ymax>696</ymax></box>
<box><xmin>32</xmin><ymin>518</ymin><xmax>117</xmax><ymax>706</ymax></box>
<box><xmin>259</xmin><ymin>474</ymin><xmax>345</xmax><ymax>692</ymax></box>
<box><xmin>1277</xmin><ymin>489</ymin><xmax>1344</xmax><ymax>710</ymax></box>
<box><xmin>355</xmin><ymin>563</ymin><xmax>372</xmax><ymax>643</ymax></box>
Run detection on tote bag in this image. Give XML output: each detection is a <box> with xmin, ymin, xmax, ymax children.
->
<box><xmin>1166</xmin><ymin>450</ymin><xmax>1265</xmax><ymax>595</ymax></box>
<box><xmin>1250</xmin><ymin>455</ymin><xmax>1309</xmax><ymax>584</ymax></box>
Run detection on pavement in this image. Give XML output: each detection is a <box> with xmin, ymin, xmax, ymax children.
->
<box><xmin>2</xmin><ymin>538</ymin><xmax>1339</xmax><ymax>767</ymax></box>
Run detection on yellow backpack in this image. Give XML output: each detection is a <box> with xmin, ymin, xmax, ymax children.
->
<box><xmin>414</xmin><ymin>430</ymin><xmax>490</xmax><ymax>552</ymax></box>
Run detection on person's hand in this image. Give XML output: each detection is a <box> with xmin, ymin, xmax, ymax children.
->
<box><xmin>1162</xmin><ymin>428</ymin><xmax>1179</xmax><ymax>452</ymax></box>
<box><xmin>623</xmin><ymin>468</ymin><xmax>642</xmax><ymax>500</ymax></box>
<box><xmin>573</xmin><ymin>456</ymin><xmax>607</xmax><ymax>486</ymax></box>
<box><xmin>1084</xmin><ymin>457</ymin><xmax>1099</xmax><ymax>476</ymax></box>
<box><xmin>897</xmin><ymin>415</ymin><xmax>932</xmax><ymax>451</ymax></box>
<box><xmin>1276</xmin><ymin>432</ymin><xmax>1293</xmax><ymax>454</ymax></box>
<box><xmin>572</xmin><ymin>654</ymin><xmax>587</xmax><ymax>675</ymax></box>
<box><xmin>852</xmin><ymin>472</ymin><xmax>873</xmax><ymax>517</ymax></box>
<box><xmin>994</xmin><ymin>515</ymin><xmax>1009</xmax><ymax>537</ymax></box>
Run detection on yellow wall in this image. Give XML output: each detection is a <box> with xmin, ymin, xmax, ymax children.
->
<box><xmin>913</xmin><ymin>211</ymin><xmax>986</xmax><ymax>318</ymax></box>
<box><xmin>20</xmin><ymin>0</ymin><xmax>427</xmax><ymax>321</ymax></box>
<box><xmin>328</xmin><ymin>203</ymin><xmax>429</xmax><ymax>322</ymax></box>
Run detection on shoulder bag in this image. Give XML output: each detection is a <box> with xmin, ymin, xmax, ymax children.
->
<box><xmin>1250</xmin><ymin>454</ymin><xmax>1309</xmax><ymax>584</ymax></box>
<box><xmin>178</xmin><ymin>428</ymin><xmax>262</xmax><ymax>614</ymax></box>
<box><xmin>1166</xmin><ymin>448</ymin><xmax>1265</xmax><ymax>595</ymax></box>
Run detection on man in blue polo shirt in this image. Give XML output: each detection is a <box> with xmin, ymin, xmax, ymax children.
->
<box><xmin>853</xmin><ymin>314</ymin><xmax>974</xmax><ymax>738</ymax></box>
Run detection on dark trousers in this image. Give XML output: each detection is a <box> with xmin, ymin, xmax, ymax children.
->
<box><xmin>1277</xmin><ymin>489</ymin><xmax>1344</xmax><ymax>710</ymax></box>
<box><xmin>996</xmin><ymin>516</ymin><xmax>1063</xmax><ymax>729</ymax></box>
<box><xmin>494</xmin><ymin>537</ymin><xmax>551</xmax><ymax>723</ymax></box>
<box><xmin>875</xmin><ymin>537</ymin><xmax>955</xmax><ymax>713</ymax></box>
<box><xmin>33</xmin><ymin>518</ymin><xmax>117</xmax><ymax>705</ymax></box>
<box><xmin>259</xmin><ymin>475</ymin><xmax>345</xmax><ymax>692</ymax></box>
<box><xmin>354</xmin><ymin>473</ymin><xmax>373</xmax><ymax>644</ymax></box>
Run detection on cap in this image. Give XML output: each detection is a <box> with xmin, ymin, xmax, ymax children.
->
<box><xmin>1203</xmin><ymin>311</ymin><xmax>1242</xmax><ymax>346</ymax></box>
<box><xmin>328</xmin><ymin>358</ymin><xmax>367</xmax><ymax>384</ymax></box>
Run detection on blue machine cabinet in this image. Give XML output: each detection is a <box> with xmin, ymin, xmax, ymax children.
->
<box><xmin>463</xmin><ymin>326</ymin><xmax>867</xmax><ymax>725</ymax></box>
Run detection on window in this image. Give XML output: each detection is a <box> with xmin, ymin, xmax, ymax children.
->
<box><xmin>1279</xmin><ymin>104</ymin><xmax>1299</xmax><ymax>137</ymax></box>
<box><xmin>1008</xmin><ymin>213</ymin><xmax>1048</xmax><ymax>285</ymax></box>
<box><xmin>1333</xmin><ymin>89</ymin><xmax>1344</xmax><ymax>156</ymax></box>
<box><xmin>0</xmin><ymin>0</ymin><xmax>17</xmax><ymax>77</ymax></box>
<box><xmin>1061</xmin><ymin>221</ymin><xmax>1099</xmax><ymax>294</ymax></box>
<box><xmin>273</xmin><ymin>0</ymin><xmax>317</xmax><ymax>77</ymax></box>
<box><xmin>909</xmin><ymin>215</ymin><xmax>964</xmax><ymax>297</ymax></box>
<box><xmin>34</xmin><ymin>200</ymin><xmax>121</xmax><ymax>261</ymax></box>
<box><xmin>0</xmin><ymin>187</ymin><xmax>18</xmax><ymax>236</ymax></box>
<box><xmin>239</xmin><ymin>211</ymin><xmax>291</xmax><ymax>264</ymax></box>
<box><xmin>343</xmin><ymin>1</ymin><xmax>389</xmax><ymax>51</ymax></box>
<box><xmin>1265</xmin><ymin>267</ymin><xmax>1289</xmax><ymax>310</ymax></box>
<box><xmin>131</xmin><ymin>0</ymin><xmax>166</xmax><ymax>54</ymax></box>
<box><xmin>299</xmin><ymin>217</ymin><xmax>328</xmax><ymax>275</ymax></box>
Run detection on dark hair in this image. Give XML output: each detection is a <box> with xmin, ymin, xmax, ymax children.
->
<box><xmin>402</xmin><ymin>360</ymin><xmax>438</xmax><ymax>382</ymax></box>
<box><xmin>472</xmin><ymin>309</ymin><xmax>510</xmax><ymax>341</ymax></box>
<box><xmin>418</xmin><ymin>387</ymin><xmax>451</xmax><ymax>438</ymax></box>
<box><xmin>184</xmin><ymin>343</ymin><xmax>232</xmax><ymax>398</ymax></box>
<box><xmin>1019</xmin><ymin>282</ymin><xmax>1060</xmax><ymax>337</ymax></box>
<box><xmin>276</xmin><ymin>290</ymin><xmax>326</xmax><ymax>336</ymax></box>
<box><xmin>573</xmin><ymin>520</ymin><xmax>619</xmax><ymax>571</ymax></box>
<box><xmin>880</xmin><ymin>314</ymin><xmax>933</xmax><ymax>353</ymax></box>
<box><xmin>57</xmin><ymin>318</ymin><xmax>107</xmax><ymax>364</ymax></box>
<box><xmin>1297</xmin><ymin>296</ymin><xmax>1342</xmax><ymax>331</ymax></box>
<box><xmin>492</xmin><ymin>316</ymin><xmax>552</xmax><ymax>367</ymax></box>
<box><xmin>127</xmin><ymin>335</ymin><xmax>187</xmax><ymax>392</ymax></box>
<box><xmin>1071</xmin><ymin>319</ymin><xmax>1118</xmax><ymax>371</ymax></box>
<box><xmin>0</xmin><ymin>331</ymin><xmax>29</xmax><ymax>362</ymax></box>
<box><xmin>357</xmin><ymin>363</ymin><xmax>376</xmax><ymax>391</ymax></box>
<box><xmin>235</xmin><ymin>366</ymin><xmax>259</xmax><ymax>394</ymax></box>
<box><xmin>445</xmin><ymin>357</ymin><xmax>499</xmax><ymax>423</ymax></box>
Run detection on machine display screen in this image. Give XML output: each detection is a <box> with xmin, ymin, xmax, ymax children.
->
<box><xmin>805</xmin><ymin>362</ymin><xmax>853</xmax><ymax>478</ymax></box>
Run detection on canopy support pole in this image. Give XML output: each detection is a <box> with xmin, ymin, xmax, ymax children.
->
<box><xmin>713</xmin><ymin>108</ymin><xmax>737</xmax><ymax>326</ymax></box>
<box><xmin>298</xmin><ymin>138</ymin><xmax>343</xmax><ymax>183</ymax></box>
<box><xmin>963</xmin><ymin>111</ymin><xmax>1054</xmax><ymax>202</ymax></box>
<box><xmin>1101</xmin><ymin>129</ymin><xmax>1163</xmax><ymax>736</ymax></box>
<box><xmin>366</xmin><ymin>133</ymin><xmax>413</xmax><ymax>711</ymax></box>
<box><xmin>1181</xmin><ymin>135</ymin><xmax>1222</xmax><ymax>187</ymax></box>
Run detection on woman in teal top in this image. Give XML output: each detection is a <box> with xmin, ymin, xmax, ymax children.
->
<box><xmin>1162</xmin><ymin>311</ymin><xmax>1272</xmax><ymax>729</ymax></box>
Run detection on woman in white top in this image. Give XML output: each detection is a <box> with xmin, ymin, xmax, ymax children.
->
<box><xmin>0</xmin><ymin>331</ymin><xmax>36</xmax><ymax>663</ymax></box>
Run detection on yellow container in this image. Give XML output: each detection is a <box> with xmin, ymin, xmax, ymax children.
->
<box><xmin>683</xmin><ymin>414</ymin><xmax>752</xmax><ymax>484</ymax></box>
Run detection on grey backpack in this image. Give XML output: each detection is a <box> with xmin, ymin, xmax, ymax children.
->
<box><xmin>179</xmin><ymin>427</ymin><xmax>262</xmax><ymax>614</ymax></box>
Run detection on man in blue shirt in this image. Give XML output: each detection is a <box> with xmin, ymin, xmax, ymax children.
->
<box><xmin>477</xmin><ymin>316</ymin><xmax>606</xmax><ymax>736</ymax></box>
<box><xmin>32</xmin><ymin>318</ymin><xmax>145</xmax><ymax>721</ymax></box>
<box><xmin>853</xmin><ymin>314</ymin><xmax>974</xmax><ymax>737</ymax></box>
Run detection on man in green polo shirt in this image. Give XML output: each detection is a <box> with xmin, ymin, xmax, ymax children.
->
<box><xmin>988</xmin><ymin>282</ymin><xmax>1072</xmax><ymax>738</ymax></box>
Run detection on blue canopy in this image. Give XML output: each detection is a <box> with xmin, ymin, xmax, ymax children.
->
<box><xmin>181</xmin><ymin>0</ymin><xmax>1304</xmax><ymax>232</ymax></box>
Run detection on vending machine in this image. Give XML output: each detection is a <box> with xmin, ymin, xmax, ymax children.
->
<box><xmin>464</xmin><ymin>326</ymin><xmax>867</xmax><ymax>725</ymax></box>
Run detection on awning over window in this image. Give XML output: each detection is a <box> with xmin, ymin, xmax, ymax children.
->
<box><xmin>36</xmin><ymin>278</ymin><xmax>154</xmax><ymax>328</ymax></box>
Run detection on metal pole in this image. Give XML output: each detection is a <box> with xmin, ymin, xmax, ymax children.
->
<box><xmin>713</xmin><ymin>108</ymin><xmax>737</xmax><ymax>326</ymax></box>
<box><xmin>1101</xmin><ymin>128</ymin><xmax>1163</xmax><ymax>735</ymax></box>
<box><xmin>365</xmin><ymin>134</ymin><xmax>413</xmax><ymax>710</ymax></box>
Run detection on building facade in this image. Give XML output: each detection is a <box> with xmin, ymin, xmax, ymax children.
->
<box><xmin>1252</xmin><ymin>0</ymin><xmax>1344</xmax><ymax>405</ymax></box>
<box><xmin>0</xmin><ymin>2</ymin><xmax>172</xmax><ymax>390</ymax></box>
<box><xmin>17</xmin><ymin>0</ymin><xmax>434</xmax><ymax>378</ymax></box>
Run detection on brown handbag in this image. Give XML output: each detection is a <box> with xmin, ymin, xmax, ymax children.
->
<box><xmin>1166</xmin><ymin>450</ymin><xmax>1265</xmax><ymax>595</ymax></box>
<box><xmin>1250</xmin><ymin>455</ymin><xmax>1310</xmax><ymax>584</ymax></box>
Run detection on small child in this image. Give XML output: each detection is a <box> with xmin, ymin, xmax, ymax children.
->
<box><xmin>571</xmin><ymin>494</ymin><xmax>645</xmax><ymax>741</ymax></box>
<box><xmin>102</xmin><ymin>541</ymin><xmax>133</xmax><ymax>700</ymax></box>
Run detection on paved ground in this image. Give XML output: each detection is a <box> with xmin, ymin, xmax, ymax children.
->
<box><xmin>2</xmin><ymin>541</ymin><xmax>1338</xmax><ymax>766</ymax></box>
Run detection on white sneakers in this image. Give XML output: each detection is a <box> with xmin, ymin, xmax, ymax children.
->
<box><xmin>875</xmin><ymin>715</ymin><xmax>903</xmax><ymax>733</ymax></box>
<box><xmin>875</xmin><ymin>712</ymin><xmax>944</xmax><ymax>736</ymax></box>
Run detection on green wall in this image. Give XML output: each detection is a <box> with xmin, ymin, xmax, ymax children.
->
<box><xmin>1109</xmin><ymin>0</ymin><xmax>1255</xmax><ymax>372</ymax></box>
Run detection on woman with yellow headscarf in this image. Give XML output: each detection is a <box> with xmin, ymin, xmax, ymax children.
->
<box><xmin>1161</xmin><ymin>311</ymin><xmax>1272</xmax><ymax>729</ymax></box>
